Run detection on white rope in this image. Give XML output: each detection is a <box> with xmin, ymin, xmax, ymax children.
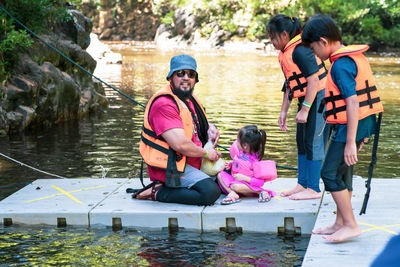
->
<box><xmin>0</xmin><ymin>152</ymin><xmax>68</xmax><ymax>179</ymax></box>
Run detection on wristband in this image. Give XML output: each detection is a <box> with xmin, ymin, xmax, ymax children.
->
<box><xmin>302</xmin><ymin>101</ymin><xmax>312</xmax><ymax>108</ymax></box>
<box><xmin>203</xmin><ymin>151</ymin><xmax>209</xmax><ymax>159</ymax></box>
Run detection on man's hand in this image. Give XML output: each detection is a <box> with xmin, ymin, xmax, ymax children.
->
<box><xmin>208</xmin><ymin>123</ymin><xmax>220</xmax><ymax>147</ymax></box>
<box><xmin>206</xmin><ymin>148</ymin><xmax>221</xmax><ymax>161</ymax></box>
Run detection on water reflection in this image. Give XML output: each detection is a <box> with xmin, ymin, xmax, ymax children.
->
<box><xmin>0</xmin><ymin>226</ymin><xmax>308</xmax><ymax>266</ymax></box>
<box><xmin>0</xmin><ymin>49</ymin><xmax>399</xmax><ymax>201</ymax></box>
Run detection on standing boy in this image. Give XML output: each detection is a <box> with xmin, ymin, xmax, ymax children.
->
<box><xmin>301</xmin><ymin>15</ymin><xmax>383</xmax><ymax>243</ymax></box>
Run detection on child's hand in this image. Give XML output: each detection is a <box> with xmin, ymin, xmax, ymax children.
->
<box><xmin>358</xmin><ymin>137</ymin><xmax>369</xmax><ymax>152</ymax></box>
<box><xmin>278</xmin><ymin>112</ymin><xmax>288</xmax><ymax>131</ymax></box>
<box><xmin>224</xmin><ymin>161</ymin><xmax>232</xmax><ymax>170</ymax></box>
<box><xmin>233</xmin><ymin>173</ymin><xmax>251</xmax><ymax>183</ymax></box>
<box><xmin>344</xmin><ymin>141</ymin><xmax>358</xmax><ymax>166</ymax></box>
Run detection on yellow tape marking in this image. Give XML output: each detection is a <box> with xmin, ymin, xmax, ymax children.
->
<box><xmin>25</xmin><ymin>185</ymin><xmax>106</xmax><ymax>203</ymax></box>
<box><xmin>51</xmin><ymin>185</ymin><xmax>83</xmax><ymax>204</ymax></box>
<box><xmin>359</xmin><ymin>222</ymin><xmax>400</xmax><ymax>235</ymax></box>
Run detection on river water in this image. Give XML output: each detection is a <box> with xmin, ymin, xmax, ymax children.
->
<box><xmin>0</xmin><ymin>46</ymin><xmax>399</xmax><ymax>265</ymax></box>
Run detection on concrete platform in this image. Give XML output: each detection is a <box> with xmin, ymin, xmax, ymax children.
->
<box><xmin>302</xmin><ymin>177</ymin><xmax>400</xmax><ymax>267</ymax></box>
<box><xmin>1</xmin><ymin>176</ymin><xmax>398</xmax><ymax>266</ymax></box>
<box><xmin>203</xmin><ymin>179</ymin><xmax>322</xmax><ymax>233</ymax></box>
<box><xmin>0</xmin><ymin>177</ymin><xmax>320</xmax><ymax>234</ymax></box>
<box><xmin>90</xmin><ymin>179</ymin><xmax>204</xmax><ymax>231</ymax></box>
<box><xmin>0</xmin><ymin>178</ymin><xmax>128</xmax><ymax>226</ymax></box>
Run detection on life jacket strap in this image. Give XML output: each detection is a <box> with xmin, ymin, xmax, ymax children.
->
<box><xmin>140</xmin><ymin>133</ymin><xmax>169</xmax><ymax>155</ymax></box>
<box><xmin>165</xmin><ymin>149</ymin><xmax>182</xmax><ymax>188</ymax></box>
<box><xmin>322</xmin><ymin>80</ymin><xmax>380</xmax><ymax>119</ymax></box>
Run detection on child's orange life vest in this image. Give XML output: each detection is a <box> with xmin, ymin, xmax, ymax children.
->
<box><xmin>139</xmin><ymin>85</ymin><xmax>206</xmax><ymax>182</ymax></box>
<box><xmin>324</xmin><ymin>45</ymin><xmax>384</xmax><ymax>124</ymax></box>
<box><xmin>279</xmin><ymin>34</ymin><xmax>327</xmax><ymax>99</ymax></box>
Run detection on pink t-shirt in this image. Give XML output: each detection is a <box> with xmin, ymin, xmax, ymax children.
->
<box><xmin>147</xmin><ymin>95</ymin><xmax>202</xmax><ymax>182</ymax></box>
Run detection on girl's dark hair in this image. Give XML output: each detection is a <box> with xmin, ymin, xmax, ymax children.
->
<box><xmin>267</xmin><ymin>14</ymin><xmax>301</xmax><ymax>40</ymax></box>
<box><xmin>302</xmin><ymin>14</ymin><xmax>342</xmax><ymax>47</ymax></box>
<box><xmin>238</xmin><ymin>125</ymin><xmax>267</xmax><ymax>161</ymax></box>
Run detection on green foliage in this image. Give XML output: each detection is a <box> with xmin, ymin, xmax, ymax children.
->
<box><xmin>151</xmin><ymin>0</ymin><xmax>399</xmax><ymax>49</ymax></box>
<box><xmin>295</xmin><ymin>0</ymin><xmax>400</xmax><ymax>48</ymax></box>
<box><xmin>0</xmin><ymin>0</ymin><xmax>73</xmax><ymax>82</ymax></box>
<box><xmin>3</xmin><ymin>0</ymin><xmax>72</xmax><ymax>33</ymax></box>
<box><xmin>0</xmin><ymin>15</ymin><xmax>32</xmax><ymax>82</ymax></box>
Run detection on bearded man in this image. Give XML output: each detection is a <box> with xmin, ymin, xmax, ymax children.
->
<box><xmin>136</xmin><ymin>54</ymin><xmax>221</xmax><ymax>205</ymax></box>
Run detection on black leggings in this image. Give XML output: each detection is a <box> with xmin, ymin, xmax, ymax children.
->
<box><xmin>156</xmin><ymin>178</ymin><xmax>221</xmax><ymax>205</ymax></box>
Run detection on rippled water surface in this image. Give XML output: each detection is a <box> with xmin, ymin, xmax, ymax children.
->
<box><xmin>0</xmin><ymin>46</ymin><xmax>399</xmax><ymax>265</ymax></box>
<box><xmin>0</xmin><ymin>227</ymin><xmax>308</xmax><ymax>266</ymax></box>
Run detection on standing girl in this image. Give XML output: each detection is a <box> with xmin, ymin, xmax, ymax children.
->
<box><xmin>217</xmin><ymin>125</ymin><xmax>277</xmax><ymax>204</ymax></box>
<box><xmin>267</xmin><ymin>14</ymin><xmax>330</xmax><ymax>200</ymax></box>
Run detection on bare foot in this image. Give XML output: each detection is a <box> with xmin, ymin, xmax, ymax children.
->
<box><xmin>280</xmin><ymin>184</ymin><xmax>306</xmax><ymax>197</ymax></box>
<box><xmin>289</xmin><ymin>188</ymin><xmax>322</xmax><ymax>200</ymax></box>
<box><xmin>224</xmin><ymin>191</ymin><xmax>240</xmax><ymax>202</ymax></box>
<box><xmin>322</xmin><ymin>225</ymin><xmax>361</xmax><ymax>243</ymax></box>
<box><xmin>312</xmin><ymin>224</ymin><xmax>342</xmax><ymax>235</ymax></box>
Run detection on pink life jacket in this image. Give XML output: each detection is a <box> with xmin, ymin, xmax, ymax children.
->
<box><xmin>229</xmin><ymin>140</ymin><xmax>277</xmax><ymax>181</ymax></box>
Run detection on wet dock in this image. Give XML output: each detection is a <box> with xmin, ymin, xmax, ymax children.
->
<box><xmin>302</xmin><ymin>177</ymin><xmax>399</xmax><ymax>267</ymax></box>
<box><xmin>0</xmin><ymin>177</ymin><xmax>398</xmax><ymax>266</ymax></box>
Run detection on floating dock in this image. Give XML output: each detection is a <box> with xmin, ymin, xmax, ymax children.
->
<box><xmin>0</xmin><ymin>177</ymin><xmax>398</xmax><ymax>266</ymax></box>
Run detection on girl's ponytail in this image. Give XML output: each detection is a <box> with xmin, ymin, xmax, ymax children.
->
<box><xmin>257</xmin><ymin>129</ymin><xmax>267</xmax><ymax>161</ymax></box>
<box><xmin>267</xmin><ymin>14</ymin><xmax>302</xmax><ymax>40</ymax></box>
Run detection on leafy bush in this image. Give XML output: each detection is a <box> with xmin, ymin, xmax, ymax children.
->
<box><xmin>0</xmin><ymin>0</ymin><xmax>74</xmax><ymax>82</ymax></box>
<box><xmin>0</xmin><ymin>15</ymin><xmax>32</xmax><ymax>82</ymax></box>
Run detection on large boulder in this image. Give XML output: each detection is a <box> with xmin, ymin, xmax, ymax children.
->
<box><xmin>0</xmin><ymin>8</ymin><xmax>108</xmax><ymax>134</ymax></box>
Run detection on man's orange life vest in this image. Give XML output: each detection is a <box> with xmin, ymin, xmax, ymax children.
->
<box><xmin>324</xmin><ymin>45</ymin><xmax>384</xmax><ymax>124</ymax></box>
<box><xmin>279</xmin><ymin>34</ymin><xmax>327</xmax><ymax>99</ymax></box>
<box><xmin>139</xmin><ymin>85</ymin><xmax>206</xmax><ymax>185</ymax></box>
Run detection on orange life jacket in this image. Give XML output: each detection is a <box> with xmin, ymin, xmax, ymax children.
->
<box><xmin>279</xmin><ymin>34</ymin><xmax>327</xmax><ymax>99</ymax></box>
<box><xmin>139</xmin><ymin>85</ymin><xmax>207</xmax><ymax>184</ymax></box>
<box><xmin>324</xmin><ymin>45</ymin><xmax>384</xmax><ymax>124</ymax></box>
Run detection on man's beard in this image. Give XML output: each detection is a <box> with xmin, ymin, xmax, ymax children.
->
<box><xmin>171</xmin><ymin>83</ymin><xmax>194</xmax><ymax>99</ymax></box>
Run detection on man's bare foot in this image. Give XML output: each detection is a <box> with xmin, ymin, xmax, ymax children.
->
<box><xmin>289</xmin><ymin>188</ymin><xmax>322</xmax><ymax>200</ymax></box>
<box><xmin>322</xmin><ymin>225</ymin><xmax>361</xmax><ymax>243</ymax></box>
<box><xmin>312</xmin><ymin>224</ymin><xmax>342</xmax><ymax>235</ymax></box>
<box><xmin>280</xmin><ymin>184</ymin><xmax>305</xmax><ymax>197</ymax></box>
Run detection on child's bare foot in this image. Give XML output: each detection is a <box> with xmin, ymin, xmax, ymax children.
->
<box><xmin>221</xmin><ymin>191</ymin><xmax>240</xmax><ymax>204</ymax></box>
<box><xmin>289</xmin><ymin>188</ymin><xmax>322</xmax><ymax>200</ymax></box>
<box><xmin>312</xmin><ymin>224</ymin><xmax>342</xmax><ymax>235</ymax></box>
<box><xmin>322</xmin><ymin>225</ymin><xmax>361</xmax><ymax>243</ymax></box>
<box><xmin>280</xmin><ymin>184</ymin><xmax>305</xmax><ymax>197</ymax></box>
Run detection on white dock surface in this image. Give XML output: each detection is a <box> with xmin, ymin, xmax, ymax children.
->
<box><xmin>302</xmin><ymin>177</ymin><xmax>400</xmax><ymax>267</ymax></box>
<box><xmin>0</xmin><ymin>177</ymin><xmax>320</xmax><ymax>233</ymax></box>
<box><xmin>1</xmin><ymin>177</ymin><xmax>399</xmax><ymax>266</ymax></box>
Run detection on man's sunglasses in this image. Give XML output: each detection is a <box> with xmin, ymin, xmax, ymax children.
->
<box><xmin>176</xmin><ymin>70</ymin><xmax>197</xmax><ymax>79</ymax></box>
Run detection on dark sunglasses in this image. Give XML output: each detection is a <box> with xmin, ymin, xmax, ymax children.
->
<box><xmin>175</xmin><ymin>70</ymin><xmax>197</xmax><ymax>79</ymax></box>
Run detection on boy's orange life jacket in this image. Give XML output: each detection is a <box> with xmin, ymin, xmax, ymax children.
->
<box><xmin>324</xmin><ymin>45</ymin><xmax>384</xmax><ymax>124</ymax></box>
<box><xmin>279</xmin><ymin>34</ymin><xmax>327</xmax><ymax>99</ymax></box>
<box><xmin>139</xmin><ymin>85</ymin><xmax>206</xmax><ymax>182</ymax></box>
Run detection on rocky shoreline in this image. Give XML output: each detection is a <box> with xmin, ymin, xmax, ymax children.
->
<box><xmin>0</xmin><ymin>8</ymin><xmax>108</xmax><ymax>136</ymax></box>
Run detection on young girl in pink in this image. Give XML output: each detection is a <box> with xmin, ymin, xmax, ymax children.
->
<box><xmin>217</xmin><ymin>125</ymin><xmax>277</xmax><ymax>204</ymax></box>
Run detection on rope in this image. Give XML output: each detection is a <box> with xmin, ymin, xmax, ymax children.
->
<box><xmin>0</xmin><ymin>5</ymin><xmax>145</xmax><ymax>109</ymax></box>
<box><xmin>0</xmin><ymin>182</ymin><xmax>32</xmax><ymax>189</ymax></box>
<box><xmin>0</xmin><ymin>152</ymin><xmax>67</xmax><ymax>179</ymax></box>
<box><xmin>0</xmin><ymin>5</ymin><xmax>297</xmax><ymax>178</ymax></box>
